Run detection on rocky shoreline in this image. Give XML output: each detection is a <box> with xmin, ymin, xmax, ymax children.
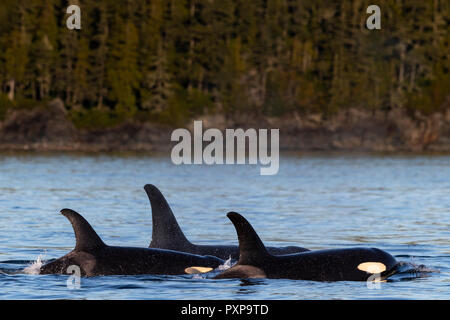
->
<box><xmin>1</xmin><ymin>99</ymin><xmax>450</xmax><ymax>153</ymax></box>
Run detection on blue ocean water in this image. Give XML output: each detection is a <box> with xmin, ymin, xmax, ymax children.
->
<box><xmin>0</xmin><ymin>152</ymin><xmax>448</xmax><ymax>299</ymax></box>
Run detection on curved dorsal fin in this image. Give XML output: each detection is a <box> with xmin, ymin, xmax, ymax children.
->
<box><xmin>226</xmin><ymin>212</ymin><xmax>270</xmax><ymax>265</ymax></box>
<box><xmin>61</xmin><ymin>208</ymin><xmax>106</xmax><ymax>252</ymax></box>
<box><xmin>144</xmin><ymin>184</ymin><xmax>192</xmax><ymax>250</ymax></box>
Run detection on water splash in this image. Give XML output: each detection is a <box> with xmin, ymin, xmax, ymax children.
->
<box><xmin>23</xmin><ymin>252</ymin><xmax>46</xmax><ymax>275</ymax></box>
<box><xmin>389</xmin><ymin>260</ymin><xmax>438</xmax><ymax>281</ymax></box>
<box><xmin>192</xmin><ymin>273</ymin><xmax>205</xmax><ymax>280</ymax></box>
<box><xmin>216</xmin><ymin>256</ymin><xmax>235</xmax><ymax>271</ymax></box>
<box><xmin>190</xmin><ymin>256</ymin><xmax>236</xmax><ymax>279</ymax></box>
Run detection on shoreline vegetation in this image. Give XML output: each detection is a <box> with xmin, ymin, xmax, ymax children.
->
<box><xmin>0</xmin><ymin>98</ymin><xmax>450</xmax><ymax>153</ymax></box>
<box><xmin>0</xmin><ymin>1</ymin><xmax>449</xmax><ymax>152</ymax></box>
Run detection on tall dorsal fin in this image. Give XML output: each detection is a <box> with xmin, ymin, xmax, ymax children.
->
<box><xmin>226</xmin><ymin>212</ymin><xmax>270</xmax><ymax>265</ymax></box>
<box><xmin>144</xmin><ymin>184</ymin><xmax>192</xmax><ymax>250</ymax></box>
<box><xmin>61</xmin><ymin>208</ymin><xmax>106</xmax><ymax>252</ymax></box>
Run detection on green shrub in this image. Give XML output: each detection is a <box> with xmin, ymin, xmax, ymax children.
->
<box><xmin>14</xmin><ymin>97</ymin><xmax>48</xmax><ymax>110</ymax></box>
<box><xmin>406</xmin><ymin>70</ymin><xmax>450</xmax><ymax>115</ymax></box>
<box><xmin>69</xmin><ymin>108</ymin><xmax>129</xmax><ymax>130</ymax></box>
<box><xmin>137</xmin><ymin>88</ymin><xmax>214</xmax><ymax>127</ymax></box>
<box><xmin>0</xmin><ymin>93</ymin><xmax>14</xmax><ymax>121</ymax></box>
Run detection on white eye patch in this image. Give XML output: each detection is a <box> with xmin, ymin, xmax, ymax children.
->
<box><xmin>185</xmin><ymin>267</ymin><xmax>214</xmax><ymax>274</ymax></box>
<box><xmin>357</xmin><ymin>262</ymin><xmax>386</xmax><ymax>274</ymax></box>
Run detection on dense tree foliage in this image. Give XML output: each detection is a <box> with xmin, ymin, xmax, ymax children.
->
<box><xmin>0</xmin><ymin>0</ymin><xmax>448</xmax><ymax>127</ymax></box>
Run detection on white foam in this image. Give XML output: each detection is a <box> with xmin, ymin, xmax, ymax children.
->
<box><xmin>23</xmin><ymin>253</ymin><xmax>45</xmax><ymax>275</ymax></box>
<box><xmin>400</xmin><ymin>260</ymin><xmax>439</xmax><ymax>274</ymax></box>
<box><xmin>216</xmin><ymin>256</ymin><xmax>235</xmax><ymax>271</ymax></box>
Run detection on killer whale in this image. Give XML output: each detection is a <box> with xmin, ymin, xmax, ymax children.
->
<box><xmin>40</xmin><ymin>209</ymin><xmax>224</xmax><ymax>276</ymax></box>
<box><xmin>144</xmin><ymin>184</ymin><xmax>309</xmax><ymax>260</ymax></box>
<box><xmin>213</xmin><ymin>212</ymin><xmax>399</xmax><ymax>281</ymax></box>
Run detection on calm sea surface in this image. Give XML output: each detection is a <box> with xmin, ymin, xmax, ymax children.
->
<box><xmin>0</xmin><ymin>153</ymin><xmax>448</xmax><ymax>299</ymax></box>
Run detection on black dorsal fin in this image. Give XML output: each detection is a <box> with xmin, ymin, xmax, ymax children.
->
<box><xmin>144</xmin><ymin>184</ymin><xmax>193</xmax><ymax>250</ymax></box>
<box><xmin>226</xmin><ymin>212</ymin><xmax>270</xmax><ymax>265</ymax></box>
<box><xmin>61</xmin><ymin>208</ymin><xmax>106</xmax><ymax>252</ymax></box>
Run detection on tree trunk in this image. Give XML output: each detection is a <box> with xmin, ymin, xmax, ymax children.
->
<box><xmin>187</xmin><ymin>0</ymin><xmax>196</xmax><ymax>92</ymax></box>
<box><xmin>7</xmin><ymin>79</ymin><xmax>15</xmax><ymax>101</ymax></box>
